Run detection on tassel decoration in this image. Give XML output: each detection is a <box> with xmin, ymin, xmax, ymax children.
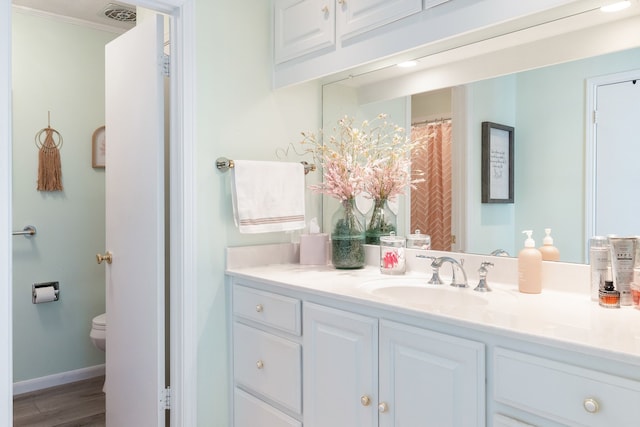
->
<box><xmin>35</xmin><ymin>113</ymin><xmax>63</xmax><ymax>192</ymax></box>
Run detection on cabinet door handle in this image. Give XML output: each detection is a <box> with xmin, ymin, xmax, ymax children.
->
<box><xmin>321</xmin><ymin>5</ymin><xmax>329</xmax><ymax>13</ymax></box>
<box><xmin>378</xmin><ymin>402</ymin><xmax>388</xmax><ymax>413</ymax></box>
<box><xmin>583</xmin><ymin>398</ymin><xmax>599</xmax><ymax>413</ymax></box>
<box><xmin>338</xmin><ymin>0</ymin><xmax>346</xmax><ymax>4</ymax></box>
<box><xmin>360</xmin><ymin>395</ymin><xmax>371</xmax><ymax>406</ymax></box>
<box><xmin>256</xmin><ymin>360</ymin><xmax>264</xmax><ymax>369</ymax></box>
<box><xmin>255</xmin><ymin>303</ymin><xmax>263</xmax><ymax>313</ymax></box>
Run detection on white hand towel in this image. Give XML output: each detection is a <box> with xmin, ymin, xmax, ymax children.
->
<box><xmin>231</xmin><ymin>160</ymin><xmax>306</xmax><ymax>233</ymax></box>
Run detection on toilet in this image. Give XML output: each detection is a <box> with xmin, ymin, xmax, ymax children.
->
<box><xmin>90</xmin><ymin>313</ymin><xmax>106</xmax><ymax>352</ymax></box>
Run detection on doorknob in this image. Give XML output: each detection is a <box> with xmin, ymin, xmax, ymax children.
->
<box><xmin>96</xmin><ymin>251</ymin><xmax>113</xmax><ymax>265</ymax></box>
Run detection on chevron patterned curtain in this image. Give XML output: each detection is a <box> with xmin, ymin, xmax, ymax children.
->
<box><xmin>410</xmin><ymin>121</ymin><xmax>452</xmax><ymax>251</ymax></box>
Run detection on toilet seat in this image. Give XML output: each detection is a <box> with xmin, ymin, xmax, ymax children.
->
<box><xmin>92</xmin><ymin>313</ymin><xmax>106</xmax><ymax>331</ymax></box>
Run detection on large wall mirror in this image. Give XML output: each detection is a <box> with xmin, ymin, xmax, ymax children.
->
<box><xmin>321</xmin><ymin>3</ymin><xmax>640</xmax><ymax>264</ymax></box>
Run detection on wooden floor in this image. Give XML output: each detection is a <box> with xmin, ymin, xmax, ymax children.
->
<box><xmin>13</xmin><ymin>376</ymin><xmax>105</xmax><ymax>427</ymax></box>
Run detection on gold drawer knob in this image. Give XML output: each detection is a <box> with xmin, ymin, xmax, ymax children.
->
<box><xmin>378</xmin><ymin>402</ymin><xmax>388</xmax><ymax>413</ymax></box>
<box><xmin>256</xmin><ymin>360</ymin><xmax>264</xmax><ymax>369</ymax></box>
<box><xmin>361</xmin><ymin>395</ymin><xmax>371</xmax><ymax>406</ymax></box>
<box><xmin>255</xmin><ymin>304</ymin><xmax>263</xmax><ymax>313</ymax></box>
<box><xmin>583</xmin><ymin>398</ymin><xmax>599</xmax><ymax>413</ymax></box>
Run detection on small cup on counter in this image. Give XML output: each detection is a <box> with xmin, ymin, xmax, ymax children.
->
<box><xmin>380</xmin><ymin>232</ymin><xmax>406</xmax><ymax>275</ymax></box>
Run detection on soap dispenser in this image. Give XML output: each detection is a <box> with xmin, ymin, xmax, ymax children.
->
<box><xmin>518</xmin><ymin>230</ymin><xmax>542</xmax><ymax>294</ymax></box>
<box><xmin>539</xmin><ymin>228</ymin><xmax>560</xmax><ymax>261</ymax></box>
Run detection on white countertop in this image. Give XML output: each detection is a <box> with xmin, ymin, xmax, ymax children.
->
<box><xmin>226</xmin><ymin>244</ymin><xmax>640</xmax><ymax>364</ymax></box>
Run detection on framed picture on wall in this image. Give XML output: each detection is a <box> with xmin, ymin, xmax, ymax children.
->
<box><xmin>92</xmin><ymin>125</ymin><xmax>105</xmax><ymax>168</ymax></box>
<box><xmin>481</xmin><ymin>121</ymin><xmax>514</xmax><ymax>203</ymax></box>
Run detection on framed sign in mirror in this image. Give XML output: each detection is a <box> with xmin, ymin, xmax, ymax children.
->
<box><xmin>92</xmin><ymin>125</ymin><xmax>105</xmax><ymax>168</ymax></box>
<box><xmin>481</xmin><ymin>122</ymin><xmax>514</xmax><ymax>203</ymax></box>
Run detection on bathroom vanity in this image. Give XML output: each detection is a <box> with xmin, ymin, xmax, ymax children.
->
<box><xmin>226</xmin><ymin>245</ymin><xmax>640</xmax><ymax>427</ymax></box>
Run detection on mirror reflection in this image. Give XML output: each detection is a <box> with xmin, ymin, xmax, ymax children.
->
<box><xmin>323</xmin><ymin>45</ymin><xmax>640</xmax><ymax>264</ymax></box>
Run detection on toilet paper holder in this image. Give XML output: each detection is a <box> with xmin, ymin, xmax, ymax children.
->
<box><xmin>32</xmin><ymin>281</ymin><xmax>60</xmax><ymax>304</ymax></box>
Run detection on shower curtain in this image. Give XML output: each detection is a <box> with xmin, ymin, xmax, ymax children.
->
<box><xmin>410</xmin><ymin>120</ymin><xmax>452</xmax><ymax>251</ymax></box>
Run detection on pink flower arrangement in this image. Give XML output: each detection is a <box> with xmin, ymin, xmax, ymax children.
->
<box><xmin>300</xmin><ymin>114</ymin><xmax>424</xmax><ymax>202</ymax></box>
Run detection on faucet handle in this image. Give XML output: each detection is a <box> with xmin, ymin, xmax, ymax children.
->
<box><xmin>474</xmin><ymin>261</ymin><xmax>494</xmax><ymax>292</ymax></box>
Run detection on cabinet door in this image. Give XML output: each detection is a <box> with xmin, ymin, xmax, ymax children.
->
<box><xmin>304</xmin><ymin>303</ymin><xmax>378</xmax><ymax>427</ymax></box>
<box><xmin>336</xmin><ymin>0</ymin><xmax>422</xmax><ymax>41</ymax></box>
<box><xmin>379</xmin><ymin>320</ymin><xmax>485</xmax><ymax>427</ymax></box>
<box><xmin>274</xmin><ymin>0</ymin><xmax>335</xmax><ymax>63</ymax></box>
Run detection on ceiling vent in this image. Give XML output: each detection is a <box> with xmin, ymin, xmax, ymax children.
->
<box><xmin>102</xmin><ymin>3</ymin><xmax>136</xmax><ymax>23</ymax></box>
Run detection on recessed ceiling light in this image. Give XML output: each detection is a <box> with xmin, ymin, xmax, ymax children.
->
<box><xmin>600</xmin><ymin>1</ymin><xmax>631</xmax><ymax>12</ymax></box>
<box><xmin>397</xmin><ymin>60</ymin><xmax>417</xmax><ymax>68</ymax></box>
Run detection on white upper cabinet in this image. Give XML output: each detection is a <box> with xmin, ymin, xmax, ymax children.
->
<box><xmin>273</xmin><ymin>0</ymin><xmax>591</xmax><ymax>87</ymax></box>
<box><xmin>337</xmin><ymin>0</ymin><xmax>422</xmax><ymax>41</ymax></box>
<box><xmin>274</xmin><ymin>0</ymin><xmax>335</xmax><ymax>64</ymax></box>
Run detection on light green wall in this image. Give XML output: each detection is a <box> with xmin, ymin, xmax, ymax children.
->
<box><xmin>515</xmin><ymin>47</ymin><xmax>640</xmax><ymax>263</ymax></box>
<box><xmin>11</xmin><ymin>11</ymin><xmax>116</xmax><ymax>381</ymax></box>
<box><xmin>195</xmin><ymin>1</ymin><xmax>321</xmax><ymax>425</ymax></box>
<box><xmin>465</xmin><ymin>75</ymin><xmax>517</xmax><ymax>256</ymax></box>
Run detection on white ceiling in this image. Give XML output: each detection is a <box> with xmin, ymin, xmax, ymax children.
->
<box><xmin>12</xmin><ymin>0</ymin><xmax>135</xmax><ymax>31</ymax></box>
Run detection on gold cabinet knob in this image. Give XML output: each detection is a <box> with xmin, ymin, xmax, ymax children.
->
<box><xmin>378</xmin><ymin>402</ymin><xmax>388</xmax><ymax>413</ymax></box>
<box><xmin>321</xmin><ymin>5</ymin><xmax>329</xmax><ymax>13</ymax></box>
<box><xmin>96</xmin><ymin>251</ymin><xmax>113</xmax><ymax>265</ymax></box>
<box><xmin>256</xmin><ymin>304</ymin><xmax>264</xmax><ymax>313</ymax></box>
<box><xmin>360</xmin><ymin>395</ymin><xmax>371</xmax><ymax>406</ymax></box>
<box><xmin>583</xmin><ymin>398</ymin><xmax>599</xmax><ymax>413</ymax></box>
<box><xmin>256</xmin><ymin>360</ymin><xmax>264</xmax><ymax>369</ymax></box>
<box><xmin>338</xmin><ymin>0</ymin><xmax>346</xmax><ymax>4</ymax></box>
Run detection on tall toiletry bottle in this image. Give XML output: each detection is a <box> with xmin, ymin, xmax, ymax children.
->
<box><xmin>589</xmin><ymin>236</ymin><xmax>610</xmax><ymax>301</ymax></box>
<box><xmin>539</xmin><ymin>228</ymin><xmax>560</xmax><ymax>261</ymax></box>
<box><xmin>518</xmin><ymin>230</ymin><xmax>542</xmax><ymax>294</ymax></box>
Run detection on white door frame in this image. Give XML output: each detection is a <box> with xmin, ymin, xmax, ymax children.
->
<box><xmin>585</xmin><ymin>68</ymin><xmax>640</xmax><ymax>261</ymax></box>
<box><xmin>0</xmin><ymin>1</ymin><xmax>197</xmax><ymax>425</ymax></box>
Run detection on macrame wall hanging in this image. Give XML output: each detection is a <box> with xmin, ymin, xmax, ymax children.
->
<box><xmin>35</xmin><ymin>112</ymin><xmax>63</xmax><ymax>192</ymax></box>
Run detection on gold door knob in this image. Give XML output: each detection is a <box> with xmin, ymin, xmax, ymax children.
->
<box><xmin>360</xmin><ymin>395</ymin><xmax>371</xmax><ymax>406</ymax></box>
<box><xmin>256</xmin><ymin>360</ymin><xmax>264</xmax><ymax>369</ymax></box>
<box><xmin>256</xmin><ymin>304</ymin><xmax>264</xmax><ymax>313</ymax></box>
<box><xmin>378</xmin><ymin>402</ymin><xmax>388</xmax><ymax>413</ymax></box>
<box><xmin>96</xmin><ymin>251</ymin><xmax>113</xmax><ymax>265</ymax></box>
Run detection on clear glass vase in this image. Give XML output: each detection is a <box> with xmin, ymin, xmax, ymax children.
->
<box><xmin>365</xmin><ymin>198</ymin><xmax>397</xmax><ymax>245</ymax></box>
<box><xmin>331</xmin><ymin>198</ymin><xmax>365</xmax><ymax>269</ymax></box>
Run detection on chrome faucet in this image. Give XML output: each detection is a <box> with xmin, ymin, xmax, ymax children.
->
<box><xmin>416</xmin><ymin>254</ymin><xmax>441</xmax><ymax>284</ymax></box>
<box><xmin>474</xmin><ymin>261</ymin><xmax>494</xmax><ymax>292</ymax></box>
<box><xmin>490</xmin><ymin>249</ymin><xmax>510</xmax><ymax>257</ymax></box>
<box><xmin>431</xmin><ymin>256</ymin><xmax>468</xmax><ymax>288</ymax></box>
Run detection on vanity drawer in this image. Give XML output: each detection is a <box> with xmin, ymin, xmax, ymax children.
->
<box><xmin>494</xmin><ymin>348</ymin><xmax>640</xmax><ymax>426</ymax></box>
<box><xmin>234</xmin><ymin>388</ymin><xmax>301</xmax><ymax>427</ymax></box>
<box><xmin>233</xmin><ymin>284</ymin><xmax>301</xmax><ymax>335</ymax></box>
<box><xmin>234</xmin><ymin>322</ymin><xmax>302</xmax><ymax>414</ymax></box>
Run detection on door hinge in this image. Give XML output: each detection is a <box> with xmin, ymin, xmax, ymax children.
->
<box><xmin>162</xmin><ymin>386</ymin><xmax>171</xmax><ymax>410</ymax></box>
<box><xmin>161</xmin><ymin>54</ymin><xmax>170</xmax><ymax>77</ymax></box>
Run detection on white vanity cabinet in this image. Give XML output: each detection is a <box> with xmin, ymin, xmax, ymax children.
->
<box><xmin>231</xmin><ymin>284</ymin><xmax>303</xmax><ymax>427</ymax></box>
<box><xmin>303</xmin><ymin>302</ymin><xmax>485</xmax><ymax>427</ymax></box>
<box><xmin>274</xmin><ymin>0</ymin><xmax>423</xmax><ymax>64</ymax></box>
<box><xmin>493</xmin><ymin>348</ymin><xmax>640</xmax><ymax>427</ymax></box>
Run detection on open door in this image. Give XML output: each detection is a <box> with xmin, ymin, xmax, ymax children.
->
<box><xmin>104</xmin><ymin>14</ymin><xmax>166</xmax><ymax>426</ymax></box>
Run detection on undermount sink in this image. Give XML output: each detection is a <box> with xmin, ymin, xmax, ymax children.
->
<box><xmin>357</xmin><ymin>277</ymin><xmax>510</xmax><ymax>309</ymax></box>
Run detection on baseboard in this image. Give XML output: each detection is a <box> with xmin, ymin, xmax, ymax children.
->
<box><xmin>13</xmin><ymin>364</ymin><xmax>105</xmax><ymax>396</ymax></box>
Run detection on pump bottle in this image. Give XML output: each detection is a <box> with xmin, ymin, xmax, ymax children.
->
<box><xmin>519</xmin><ymin>230</ymin><xmax>542</xmax><ymax>294</ymax></box>
<box><xmin>539</xmin><ymin>228</ymin><xmax>560</xmax><ymax>261</ymax></box>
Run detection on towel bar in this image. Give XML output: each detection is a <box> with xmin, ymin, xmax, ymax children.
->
<box><xmin>216</xmin><ymin>157</ymin><xmax>316</xmax><ymax>175</ymax></box>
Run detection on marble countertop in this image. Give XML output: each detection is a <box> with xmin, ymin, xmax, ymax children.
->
<box><xmin>226</xmin><ymin>244</ymin><xmax>640</xmax><ymax>364</ymax></box>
